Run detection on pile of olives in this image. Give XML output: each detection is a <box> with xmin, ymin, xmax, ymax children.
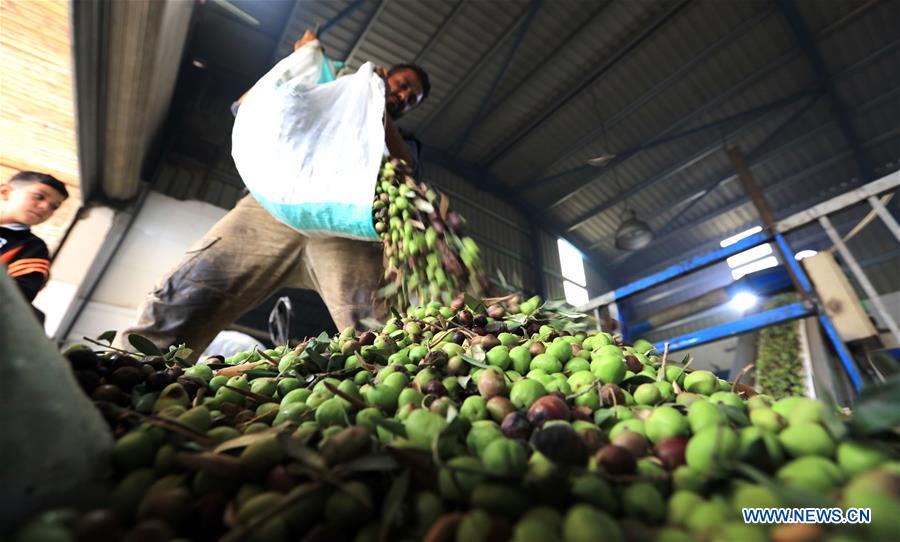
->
<box><xmin>12</xmin><ymin>297</ymin><xmax>899</xmax><ymax>542</ymax></box>
<box><xmin>372</xmin><ymin>159</ymin><xmax>488</xmax><ymax>311</ymax></box>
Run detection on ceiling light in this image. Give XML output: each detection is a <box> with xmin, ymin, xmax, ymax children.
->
<box><xmin>614</xmin><ymin>210</ymin><xmax>654</xmax><ymax>251</ymax></box>
<box><xmin>587</xmin><ymin>153</ymin><xmax>616</xmax><ymax>167</ymax></box>
<box><xmin>729</xmin><ymin>291</ymin><xmax>759</xmax><ymax>312</ymax></box>
<box><xmin>795</xmin><ymin>250</ymin><xmax>818</xmax><ymax>261</ymax></box>
<box><xmin>192</xmin><ymin>59</ymin><xmax>207</xmax><ymax>69</ymax></box>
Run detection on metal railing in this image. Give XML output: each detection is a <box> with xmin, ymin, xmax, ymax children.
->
<box><xmin>578</xmin><ymin>170</ymin><xmax>900</xmax><ymax>392</ymax></box>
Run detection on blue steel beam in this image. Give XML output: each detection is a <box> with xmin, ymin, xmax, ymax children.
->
<box><xmin>603</xmin><ymin>85</ymin><xmax>900</xmax><ymax>258</ymax></box>
<box><xmin>481</xmin><ymin>0</ymin><xmax>691</xmax><ymax>168</ymax></box>
<box><xmin>777</xmin><ymin>0</ymin><xmax>875</xmax><ymax>183</ymax></box>
<box><xmin>450</xmin><ymin>0</ymin><xmax>542</xmax><ymax>155</ymax></box>
<box><xmin>615</xmin><ymin>185</ymin><xmax>898</xmax><ymax>285</ymax></box>
<box><xmin>414</xmin><ymin>0</ymin><xmax>468</xmax><ymax>64</ymax></box>
<box><xmin>656</xmin><ymin>302</ymin><xmax>813</xmax><ymax>352</ymax></box>
<box><xmin>608</xmin><ymin>123</ymin><xmax>900</xmax><ymax>260</ymax></box>
<box><xmin>532</xmin><ymin>56</ymin><xmax>807</xmax><ymax>205</ymax></box>
<box><xmin>320</xmin><ymin>0</ymin><xmax>370</xmax><ymax>36</ymax></box>
<box><xmin>415</xmin><ymin>3</ymin><xmax>538</xmax><ymax>135</ymax></box>
<box><xmin>459</xmin><ymin>0</ymin><xmax>614</xmax><ymax>138</ymax></box>
<box><xmin>534</xmin><ymin>4</ymin><xmax>776</xmax><ymax>180</ymax></box>
<box><xmin>609</xmin><ymin>206</ymin><xmax>888</xmax><ymax>319</ymax></box>
<box><xmin>342</xmin><ymin>0</ymin><xmax>388</xmax><ymax>65</ymax></box>
<box><xmin>529</xmin><ymin>1</ymin><xmax>888</xmax><ymax>209</ymax></box>
<box><xmin>774</xmin><ymin>232</ymin><xmax>863</xmax><ymax>391</ymax></box>
<box><xmin>543</xmin><ymin>89</ymin><xmax>814</xmax><ymax>199</ymax></box>
<box><xmin>563</xmin><ymin>90</ymin><xmax>816</xmax><ymax>230</ymax></box>
<box><xmin>632</xmin><ymin>93</ymin><xmax>822</xmax><ymax>239</ymax></box>
<box><xmin>745</xmin><ymin>93</ymin><xmax>822</xmax><ymax>161</ymax></box>
<box><xmin>608</xmin><ymin>81</ymin><xmax>899</xmax><ymax>255</ymax></box>
<box><xmin>609</xmin><ymin>231</ymin><xmax>771</xmax><ymax>303</ymax></box>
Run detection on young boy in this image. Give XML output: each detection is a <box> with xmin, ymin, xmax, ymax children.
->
<box><xmin>1</xmin><ymin>171</ymin><xmax>69</xmax><ymax>304</ymax></box>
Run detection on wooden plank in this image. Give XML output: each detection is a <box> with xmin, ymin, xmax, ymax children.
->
<box><xmin>802</xmin><ymin>252</ymin><xmax>878</xmax><ymax>342</ymax></box>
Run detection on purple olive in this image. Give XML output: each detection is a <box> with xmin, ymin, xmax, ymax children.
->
<box><xmin>501</xmin><ymin>411</ymin><xmax>532</xmax><ymax>440</ymax></box>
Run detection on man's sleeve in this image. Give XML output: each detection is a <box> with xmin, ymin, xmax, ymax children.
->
<box><xmin>6</xmin><ymin>242</ymin><xmax>50</xmax><ymax>302</ymax></box>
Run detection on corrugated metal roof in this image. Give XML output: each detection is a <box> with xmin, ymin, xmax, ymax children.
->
<box><xmin>175</xmin><ymin>0</ymin><xmax>899</xmax><ymax>295</ymax></box>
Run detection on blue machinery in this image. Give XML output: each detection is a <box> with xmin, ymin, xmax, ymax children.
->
<box><xmin>579</xmin><ymin>172</ymin><xmax>900</xmax><ymax>393</ymax></box>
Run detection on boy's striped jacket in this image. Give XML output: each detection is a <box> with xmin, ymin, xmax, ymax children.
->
<box><xmin>1</xmin><ymin>224</ymin><xmax>50</xmax><ymax>302</ymax></box>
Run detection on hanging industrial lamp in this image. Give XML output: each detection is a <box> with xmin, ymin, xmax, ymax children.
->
<box><xmin>614</xmin><ymin>209</ymin><xmax>654</xmax><ymax>251</ymax></box>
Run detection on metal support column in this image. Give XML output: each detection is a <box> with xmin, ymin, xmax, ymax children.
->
<box><xmin>774</xmin><ymin>231</ymin><xmax>864</xmax><ymax>391</ymax></box>
<box><xmin>727</xmin><ymin>147</ymin><xmax>810</xmax><ymax>301</ymax></box>
<box><xmin>728</xmin><ymin>146</ymin><xmax>863</xmax><ymax>391</ymax></box>
<box><xmin>819</xmin><ymin>215</ymin><xmax>900</xmax><ymax>344</ymax></box>
<box><xmin>867</xmin><ymin>195</ymin><xmax>900</xmax><ymax>243</ymax></box>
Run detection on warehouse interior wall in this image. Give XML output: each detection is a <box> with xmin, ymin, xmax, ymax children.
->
<box><xmin>419</xmin><ymin>160</ymin><xmax>537</xmax><ymax>294</ymax></box>
<box><xmin>149</xmin><ymin>138</ymin><xmax>605</xmax><ymax>308</ymax></box>
<box><xmin>62</xmin><ymin>164</ymin><xmax>619</xmax><ymax>350</ymax></box>
<box><xmin>33</xmin><ymin>205</ymin><xmax>117</xmax><ymax>338</ymax></box>
<box><xmin>537</xmin><ymin>230</ymin><xmax>610</xmax><ymax>302</ymax></box>
<box><xmin>58</xmin><ymin>192</ymin><xmax>226</xmax><ymax>346</ymax></box>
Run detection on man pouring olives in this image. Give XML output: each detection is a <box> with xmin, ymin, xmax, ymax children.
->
<box><xmin>115</xmin><ymin>31</ymin><xmax>431</xmax><ymax>357</ymax></box>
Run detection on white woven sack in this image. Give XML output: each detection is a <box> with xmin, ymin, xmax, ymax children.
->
<box><xmin>232</xmin><ymin>41</ymin><xmax>385</xmax><ymax>240</ymax></box>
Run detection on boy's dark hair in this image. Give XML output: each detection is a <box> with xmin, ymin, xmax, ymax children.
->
<box><xmin>389</xmin><ymin>63</ymin><xmax>430</xmax><ymax>100</ymax></box>
<box><xmin>8</xmin><ymin>171</ymin><xmax>69</xmax><ymax>199</ymax></box>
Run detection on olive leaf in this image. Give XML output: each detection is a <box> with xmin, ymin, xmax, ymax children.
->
<box><xmin>171</xmin><ymin>345</ymin><xmax>193</xmax><ymax>361</ymax></box>
<box><xmin>504</xmin><ymin>313</ymin><xmax>529</xmax><ymax>331</ymax></box>
<box><xmin>715</xmin><ymin>403</ymin><xmax>750</xmax><ymax>427</ymax></box>
<box><xmin>378</xmin><ymin>283</ymin><xmax>399</xmax><ymax>298</ymax></box>
<box><xmin>326</xmin><ymin>353</ymin><xmax>345</xmax><ymax>373</ymax></box>
<box><xmin>439</xmin><ymin>193</ymin><xmax>449</xmax><ymax>220</ymax></box>
<box><xmin>463</xmin><ymin>293</ymin><xmax>485</xmax><ymax>313</ymax></box>
<box><xmin>303</xmin><ymin>348</ymin><xmax>328</xmax><ymax>372</ymax></box>
<box><xmin>414</xmin><ymin>199</ymin><xmax>435</xmax><ymax>214</ymax></box>
<box><xmin>445</xmin><ymin>403</ymin><xmax>459</xmax><ymax>423</ymax></box>
<box><xmin>439</xmin><ymin>416</ymin><xmax>469</xmax><ymax>440</ymax></box>
<box><xmin>242</xmin><ymin>368</ymin><xmax>279</xmax><ymax>378</ymax></box>
<box><xmin>360</xmin><ymin>346</ymin><xmax>391</xmax><ymax>364</ymax></box>
<box><xmin>850</xmin><ymin>375</ymin><xmax>900</xmax><ymax>436</ymax></box>
<box><xmin>593</xmin><ymin>408</ymin><xmax>615</xmax><ymax>426</ymax></box>
<box><xmin>390</xmin><ymin>307</ymin><xmax>404</xmax><ymax>322</ymax></box>
<box><xmin>620</xmin><ymin>374</ymin><xmax>655</xmax><ymax>387</ymax></box>
<box><xmin>378</xmin><ymin>470</ymin><xmax>410</xmax><ymax>542</ymax></box>
<box><xmin>96</xmin><ymin>330</ymin><xmax>117</xmax><ymax>343</ymax></box>
<box><xmin>374</xmin><ymin>417</ymin><xmax>407</xmax><ymax>438</ymax></box>
<box><xmin>335</xmin><ymin>453</ymin><xmax>399</xmax><ymax>476</ymax></box>
<box><xmin>213</xmin><ymin>427</ymin><xmax>287</xmax><ymax>454</ymax></box>
<box><xmin>468</xmin><ymin>344</ymin><xmax>486</xmax><ymax>361</ymax></box>
<box><xmin>459</xmin><ymin>352</ymin><xmax>490</xmax><ymax>370</ymax></box>
<box><xmin>128</xmin><ymin>334</ymin><xmax>163</xmax><ymax>357</ymax></box>
<box><xmin>551</xmin><ymin>308</ymin><xmax>587</xmax><ymax>319</ymax></box>
<box><xmin>279</xmin><ymin>433</ymin><xmax>328</xmax><ymax>472</ymax></box>
<box><xmin>547</xmin><ymin>319</ymin><xmax>569</xmax><ymax>331</ymax></box>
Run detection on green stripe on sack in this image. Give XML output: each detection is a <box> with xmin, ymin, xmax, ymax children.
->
<box><xmin>254</xmin><ymin>194</ymin><xmax>379</xmax><ymax>240</ymax></box>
